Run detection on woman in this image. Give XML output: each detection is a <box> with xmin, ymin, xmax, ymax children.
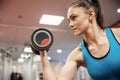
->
<box><xmin>40</xmin><ymin>0</ymin><xmax>120</xmax><ymax>80</ymax></box>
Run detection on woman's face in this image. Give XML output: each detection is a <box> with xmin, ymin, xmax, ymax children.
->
<box><xmin>67</xmin><ymin>7</ymin><xmax>90</xmax><ymax>36</ymax></box>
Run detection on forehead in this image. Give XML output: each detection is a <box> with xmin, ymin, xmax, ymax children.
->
<box><xmin>67</xmin><ymin>7</ymin><xmax>86</xmax><ymax>19</ymax></box>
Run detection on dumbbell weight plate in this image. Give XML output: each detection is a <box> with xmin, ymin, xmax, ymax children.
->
<box><xmin>30</xmin><ymin>45</ymin><xmax>39</xmax><ymax>55</ymax></box>
<box><xmin>30</xmin><ymin>28</ymin><xmax>53</xmax><ymax>55</ymax></box>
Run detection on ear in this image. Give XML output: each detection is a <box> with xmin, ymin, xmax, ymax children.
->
<box><xmin>88</xmin><ymin>9</ymin><xmax>95</xmax><ymax>23</ymax></box>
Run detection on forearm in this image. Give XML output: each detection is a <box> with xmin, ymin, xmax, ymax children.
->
<box><xmin>40</xmin><ymin>51</ymin><xmax>56</xmax><ymax>80</ymax></box>
<box><xmin>39</xmin><ymin>50</ymin><xmax>79</xmax><ymax>80</ymax></box>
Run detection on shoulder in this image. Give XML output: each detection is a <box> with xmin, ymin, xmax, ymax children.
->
<box><xmin>111</xmin><ymin>27</ymin><xmax>120</xmax><ymax>33</ymax></box>
<box><xmin>66</xmin><ymin>45</ymin><xmax>85</xmax><ymax>67</ymax></box>
<box><xmin>109</xmin><ymin>26</ymin><xmax>120</xmax><ymax>43</ymax></box>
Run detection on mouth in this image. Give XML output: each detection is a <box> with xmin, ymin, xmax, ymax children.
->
<box><xmin>72</xmin><ymin>28</ymin><xmax>77</xmax><ymax>32</ymax></box>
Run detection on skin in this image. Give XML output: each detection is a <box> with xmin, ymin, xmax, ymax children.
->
<box><xmin>39</xmin><ymin>6</ymin><xmax>120</xmax><ymax>80</ymax></box>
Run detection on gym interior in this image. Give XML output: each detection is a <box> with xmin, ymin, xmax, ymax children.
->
<box><xmin>0</xmin><ymin>0</ymin><xmax>120</xmax><ymax>80</ymax></box>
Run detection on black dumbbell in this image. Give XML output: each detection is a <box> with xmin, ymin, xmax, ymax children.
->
<box><xmin>30</xmin><ymin>28</ymin><xmax>53</xmax><ymax>55</ymax></box>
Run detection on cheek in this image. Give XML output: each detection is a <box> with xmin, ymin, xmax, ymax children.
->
<box><xmin>74</xmin><ymin>17</ymin><xmax>89</xmax><ymax>36</ymax></box>
<box><xmin>77</xmin><ymin>16</ymin><xmax>89</xmax><ymax>29</ymax></box>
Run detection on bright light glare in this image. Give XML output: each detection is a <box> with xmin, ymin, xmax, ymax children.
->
<box><xmin>39</xmin><ymin>14</ymin><xmax>64</xmax><ymax>25</ymax></box>
<box><xmin>57</xmin><ymin>49</ymin><xmax>62</xmax><ymax>54</ymax></box>
<box><xmin>33</xmin><ymin>55</ymin><xmax>51</xmax><ymax>62</ymax></box>
<box><xmin>18</xmin><ymin>58</ymin><xmax>24</xmax><ymax>62</ymax></box>
<box><xmin>24</xmin><ymin>54</ymin><xmax>29</xmax><ymax>58</ymax></box>
<box><xmin>20</xmin><ymin>54</ymin><xmax>25</xmax><ymax>58</ymax></box>
<box><xmin>117</xmin><ymin>8</ymin><xmax>120</xmax><ymax>13</ymax></box>
<box><xmin>48</xmin><ymin>56</ymin><xmax>51</xmax><ymax>60</ymax></box>
<box><xmin>24</xmin><ymin>47</ymin><xmax>32</xmax><ymax>53</ymax></box>
<box><xmin>20</xmin><ymin>54</ymin><xmax>30</xmax><ymax>59</ymax></box>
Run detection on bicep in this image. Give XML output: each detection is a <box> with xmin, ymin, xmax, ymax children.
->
<box><xmin>57</xmin><ymin>47</ymin><xmax>85</xmax><ymax>80</ymax></box>
<box><xmin>57</xmin><ymin>61</ymin><xmax>78</xmax><ymax>80</ymax></box>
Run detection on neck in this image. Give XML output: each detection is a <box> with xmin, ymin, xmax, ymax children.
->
<box><xmin>83</xmin><ymin>24</ymin><xmax>104</xmax><ymax>47</ymax></box>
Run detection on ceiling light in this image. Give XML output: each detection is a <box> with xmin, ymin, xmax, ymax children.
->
<box><xmin>57</xmin><ymin>49</ymin><xmax>62</xmax><ymax>54</ymax></box>
<box><xmin>18</xmin><ymin>58</ymin><xmax>24</xmax><ymax>63</ymax></box>
<box><xmin>117</xmin><ymin>8</ymin><xmax>120</xmax><ymax>13</ymax></box>
<box><xmin>33</xmin><ymin>55</ymin><xmax>51</xmax><ymax>61</ymax></box>
<box><xmin>20</xmin><ymin>54</ymin><xmax>25</xmax><ymax>58</ymax></box>
<box><xmin>39</xmin><ymin>14</ymin><xmax>64</xmax><ymax>25</ymax></box>
<box><xmin>24</xmin><ymin>54</ymin><xmax>29</xmax><ymax>58</ymax></box>
<box><xmin>47</xmin><ymin>56</ymin><xmax>51</xmax><ymax>60</ymax></box>
<box><xmin>24</xmin><ymin>46</ymin><xmax>32</xmax><ymax>53</ymax></box>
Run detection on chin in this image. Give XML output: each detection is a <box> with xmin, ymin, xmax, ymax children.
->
<box><xmin>74</xmin><ymin>33</ymin><xmax>81</xmax><ymax>36</ymax></box>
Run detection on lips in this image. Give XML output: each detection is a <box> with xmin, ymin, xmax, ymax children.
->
<box><xmin>72</xmin><ymin>28</ymin><xmax>77</xmax><ymax>32</ymax></box>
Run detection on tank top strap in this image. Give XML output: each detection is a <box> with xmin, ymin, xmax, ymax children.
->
<box><xmin>104</xmin><ymin>27</ymin><xmax>119</xmax><ymax>46</ymax></box>
<box><xmin>81</xmin><ymin>28</ymin><xmax>118</xmax><ymax>61</ymax></box>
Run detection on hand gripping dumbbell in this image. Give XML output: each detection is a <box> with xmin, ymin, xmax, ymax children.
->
<box><xmin>30</xmin><ymin>28</ymin><xmax>54</xmax><ymax>55</ymax></box>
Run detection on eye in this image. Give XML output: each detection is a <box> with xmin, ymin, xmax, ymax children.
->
<box><xmin>71</xmin><ymin>15</ymin><xmax>77</xmax><ymax>21</ymax></box>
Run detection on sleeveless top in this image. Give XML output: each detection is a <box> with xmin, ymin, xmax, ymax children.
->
<box><xmin>81</xmin><ymin>28</ymin><xmax>120</xmax><ymax>80</ymax></box>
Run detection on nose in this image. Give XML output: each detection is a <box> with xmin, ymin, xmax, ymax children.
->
<box><xmin>69</xmin><ymin>21</ymin><xmax>74</xmax><ymax>28</ymax></box>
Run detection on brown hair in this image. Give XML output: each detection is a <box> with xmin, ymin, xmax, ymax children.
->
<box><xmin>70</xmin><ymin>0</ymin><xmax>104</xmax><ymax>29</ymax></box>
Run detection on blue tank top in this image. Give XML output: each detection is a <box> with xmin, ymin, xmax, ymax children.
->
<box><xmin>81</xmin><ymin>28</ymin><xmax>120</xmax><ymax>80</ymax></box>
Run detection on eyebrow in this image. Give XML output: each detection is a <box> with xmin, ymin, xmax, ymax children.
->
<box><xmin>67</xmin><ymin>13</ymin><xmax>76</xmax><ymax>23</ymax></box>
<box><xmin>67</xmin><ymin>14</ymin><xmax>74</xmax><ymax>20</ymax></box>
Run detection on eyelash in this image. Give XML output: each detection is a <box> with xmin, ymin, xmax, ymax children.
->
<box><xmin>71</xmin><ymin>16</ymin><xmax>77</xmax><ymax>21</ymax></box>
<box><xmin>68</xmin><ymin>15</ymin><xmax>77</xmax><ymax>23</ymax></box>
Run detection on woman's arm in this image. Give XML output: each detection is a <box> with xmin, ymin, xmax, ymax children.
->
<box><xmin>40</xmin><ymin>51</ymin><xmax>56</xmax><ymax>80</ymax></box>
<box><xmin>40</xmin><ymin>46</ymin><xmax>85</xmax><ymax>80</ymax></box>
<box><xmin>57</xmin><ymin>60</ymin><xmax>78</xmax><ymax>80</ymax></box>
<box><xmin>57</xmin><ymin>46</ymin><xmax>85</xmax><ymax>80</ymax></box>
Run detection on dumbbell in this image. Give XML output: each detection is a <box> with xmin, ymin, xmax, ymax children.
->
<box><xmin>30</xmin><ymin>28</ymin><xmax>53</xmax><ymax>55</ymax></box>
